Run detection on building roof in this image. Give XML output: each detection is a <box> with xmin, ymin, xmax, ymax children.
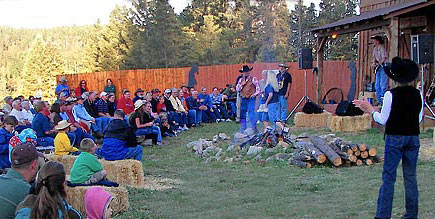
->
<box><xmin>312</xmin><ymin>0</ymin><xmax>427</xmax><ymax>33</ymax></box>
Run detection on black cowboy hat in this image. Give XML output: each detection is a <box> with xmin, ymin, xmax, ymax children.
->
<box><xmin>383</xmin><ymin>57</ymin><xmax>418</xmax><ymax>83</ymax></box>
<box><xmin>370</xmin><ymin>35</ymin><xmax>384</xmax><ymax>44</ymax></box>
<box><xmin>239</xmin><ymin>65</ymin><xmax>253</xmax><ymax>73</ymax></box>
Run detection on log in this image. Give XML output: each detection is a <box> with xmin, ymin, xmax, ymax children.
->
<box><xmin>356</xmin><ymin>159</ymin><xmax>363</xmax><ymax>166</ymax></box>
<box><xmin>349</xmin><ymin>155</ymin><xmax>357</xmax><ymax>163</ymax></box>
<box><xmin>290</xmin><ymin>159</ymin><xmax>312</xmax><ymax>168</ymax></box>
<box><xmin>360</xmin><ymin>151</ymin><xmax>369</xmax><ymax>159</ymax></box>
<box><xmin>371</xmin><ymin>155</ymin><xmax>382</xmax><ymax>163</ymax></box>
<box><xmin>293</xmin><ymin>153</ymin><xmax>313</xmax><ymax>162</ymax></box>
<box><xmin>354</xmin><ymin>150</ymin><xmax>361</xmax><ymax>157</ymax></box>
<box><xmin>363</xmin><ymin>159</ymin><xmax>373</xmax><ymax>166</ymax></box>
<box><xmin>358</xmin><ymin>144</ymin><xmax>367</xmax><ymax>152</ymax></box>
<box><xmin>310</xmin><ymin>136</ymin><xmax>342</xmax><ymax>166</ymax></box>
<box><xmin>344</xmin><ymin>160</ymin><xmax>352</xmax><ymax>167</ymax></box>
<box><xmin>305</xmin><ymin>143</ymin><xmax>327</xmax><ymax>164</ymax></box>
<box><xmin>327</xmin><ymin>141</ymin><xmax>350</xmax><ymax>161</ymax></box>
<box><xmin>350</xmin><ymin>144</ymin><xmax>359</xmax><ymax>152</ymax></box>
<box><xmin>367</xmin><ymin>146</ymin><xmax>377</xmax><ymax>157</ymax></box>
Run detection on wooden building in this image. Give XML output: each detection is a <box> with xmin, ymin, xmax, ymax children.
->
<box><xmin>312</xmin><ymin>0</ymin><xmax>435</xmax><ymax>105</ymax></box>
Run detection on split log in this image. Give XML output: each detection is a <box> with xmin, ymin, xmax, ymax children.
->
<box><xmin>358</xmin><ymin>144</ymin><xmax>367</xmax><ymax>152</ymax></box>
<box><xmin>310</xmin><ymin>136</ymin><xmax>342</xmax><ymax>166</ymax></box>
<box><xmin>360</xmin><ymin>151</ymin><xmax>369</xmax><ymax>159</ymax></box>
<box><xmin>305</xmin><ymin>143</ymin><xmax>327</xmax><ymax>164</ymax></box>
<box><xmin>290</xmin><ymin>159</ymin><xmax>312</xmax><ymax>168</ymax></box>
<box><xmin>354</xmin><ymin>150</ymin><xmax>361</xmax><ymax>157</ymax></box>
<box><xmin>363</xmin><ymin>159</ymin><xmax>373</xmax><ymax>166</ymax></box>
<box><xmin>367</xmin><ymin>146</ymin><xmax>377</xmax><ymax>157</ymax></box>
<box><xmin>356</xmin><ymin>159</ymin><xmax>363</xmax><ymax>166</ymax></box>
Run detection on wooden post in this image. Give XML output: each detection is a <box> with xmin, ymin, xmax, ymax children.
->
<box><xmin>388</xmin><ymin>17</ymin><xmax>399</xmax><ymax>89</ymax></box>
<box><xmin>316</xmin><ymin>37</ymin><xmax>327</xmax><ymax>105</ymax></box>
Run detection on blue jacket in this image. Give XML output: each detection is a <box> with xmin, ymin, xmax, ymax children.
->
<box><xmin>0</xmin><ymin>128</ymin><xmax>13</xmax><ymax>169</ymax></box>
<box><xmin>186</xmin><ymin>96</ymin><xmax>200</xmax><ymax>110</ymax></box>
<box><xmin>198</xmin><ymin>93</ymin><xmax>212</xmax><ymax>109</ymax></box>
<box><xmin>73</xmin><ymin>104</ymin><xmax>94</xmax><ymax>121</ymax></box>
<box><xmin>101</xmin><ymin>138</ymin><xmax>128</xmax><ymax>161</ymax></box>
<box><xmin>210</xmin><ymin>93</ymin><xmax>223</xmax><ymax>105</ymax></box>
<box><xmin>32</xmin><ymin>113</ymin><xmax>53</xmax><ymax>138</ymax></box>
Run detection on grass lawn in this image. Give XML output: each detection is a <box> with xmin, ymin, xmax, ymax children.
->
<box><xmin>116</xmin><ymin>122</ymin><xmax>435</xmax><ymax>219</ymax></box>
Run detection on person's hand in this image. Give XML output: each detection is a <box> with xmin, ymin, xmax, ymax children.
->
<box><xmin>210</xmin><ymin>109</ymin><xmax>214</xmax><ymax>113</ymax></box>
<box><xmin>352</xmin><ymin>99</ymin><xmax>375</xmax><ymax>113</ymax></box>
<box><xmin>145</xmin><ymin>122</ymin><xmax>153</xmax><ymax>127</ymax></box>
<box><xmin>92</xmin><ymin>118</ymin><xmax>96</xmax><ymax>123</ymax></box>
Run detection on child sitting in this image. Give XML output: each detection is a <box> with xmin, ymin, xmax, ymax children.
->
<box><xmin>160</xmin><ymin>119</ymin><xmax>176</xmax><ymax>137</ymax></box>
<box><xmin>54</xmin><ymin>120</ymin><xmax>79</xmax><ymax>156</ymax></box>
<box><xmin>156</xmin><ymin>96</ymin><xmax>167</xmax><ymax>114</ymax></box>
<box><xmin>70</xmin><ymin>138</ymin><xmax>107</xmax><ymax>184</ymax></box>
<box><xmin>85</xmin><ymin>187</ymin><xmax>113</xmax><ymax>219</ymax></box>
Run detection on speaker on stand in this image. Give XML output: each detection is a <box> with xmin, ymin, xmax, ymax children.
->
<box><xmin>286</xmin><ymin>48</ymin><xmax>313</xmax><ymax>121</ymax></box>
<box><xmin>411</xmin><ymin>34</ymin><xmax>435</xmax><ymax>120</ymax></box>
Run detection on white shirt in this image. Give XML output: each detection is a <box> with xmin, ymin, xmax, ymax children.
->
<box><xmin>21</xmin><ymin>109</ymin><xmax>34</xmax><ymax>124</ymax></box>
<box><xmin>373</xmin><ymin>91</ymin><xmax>424</xmax><ymax>125</ymax></box>
<box><xmin>9</xmin><ymin>109</ymin><xmax>25</xmax><ymax>123</ymax></box>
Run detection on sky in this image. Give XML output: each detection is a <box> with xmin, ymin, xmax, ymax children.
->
<box><xmin>0</xmin><ymin>0</ymin><xmax>322</xmax><ymax>28</ymax></box>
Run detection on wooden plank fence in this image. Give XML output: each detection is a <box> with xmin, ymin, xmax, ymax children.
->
<box><xmin>58</xmin><ymin>61</ymin><xmax>352</xmax><ymax>111</ymax></box>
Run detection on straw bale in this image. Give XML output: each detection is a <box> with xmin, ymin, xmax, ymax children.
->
<box><xmin>294</xmin><ymin>112</ymin><xmax>332</xmax><ymax>128</ymax></box>
<box><xmin>327</xmin><ymin>114</ymin><xmax>372</xmax><ymax>132</ymax></box>
<box><xmin>65</xmin><ymin>186</ymin><xmax>129</xmax><ymax>216</ymax></box>
<box><xmin>46</xmin><ymin>154</ymin><xmax>145</xmax><ymax>186</ymax></box>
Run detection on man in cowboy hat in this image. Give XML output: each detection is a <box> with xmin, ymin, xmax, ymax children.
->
<box><xmin>354</xmin><ymin>57</ymin><xmax>422</xmax><ymax>219</ymax></box>
<box><xmin>277</xmin><ymin>63</ymin><xmax>292</xmax><ymax>121</ymax></box>
<box><xmin>55</xmin><ymin>76</ymin><xmax>70</xmax><ymax>98</ymax></box>
<box><xmin>133</xmin><ymin>88</ymin><xmax>145</xmax><ymax>103</ymax></box>
<box><xmin>371</xmin><ymin>35</ymin><xmax>388</xmax><ymax>105</ymax></box>
<box><xmin>234</xmin><ymin>66</ymin><xmax>248</xmax><ymax>122</ymax></box>
<box><xmin>236</xmin><ymin>65</ymin><xmax>260</xmax><ymax>133</ymax></box>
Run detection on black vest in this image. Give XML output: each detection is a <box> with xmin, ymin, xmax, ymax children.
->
<box><xmin>385</xmin><ymin>86</ymin><xmax>421</xmax><ymax>136</ymax></box>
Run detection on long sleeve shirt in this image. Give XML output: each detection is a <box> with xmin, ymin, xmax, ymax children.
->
<box><xmin>372</xmin><ymin>91</ymin><xmax>424</xmax><ymax>125</ymax></box>
<box><xmin>73</xmin><ymin>104</ymin><xmax>94</xmax><ymax>121</ymax></box>
<box><xmin>210</xmin><ymin>94</ymin><xmax>223</xmax><ymax>105</ymax></box>
<box><xmin>198</xmin><ymin>93</ymin><xmax>212</xmax><ymax>109</ymax></box>
<box><xmin>117</xmin><ymin>97</ymin><xmax>134</xmax><ymax>115</ymax></box>
<box><xmin>32</xmin><ymin>113</ymin><xmax>54</xmax><ymax>138</ymax></box>
<box><xmin>186</xmin><ymin>97</ymin><xmax>200</xmax><ymax>110</ymax></box>
<box><xmin>236</xmin><ymin>76</ymin><xmax>261</xmax><ymax>97</ymax></box>
<box><xmin>54</xmin><ymin>132</ymin><xmax>78</xmax><ymax>156</ymax></box>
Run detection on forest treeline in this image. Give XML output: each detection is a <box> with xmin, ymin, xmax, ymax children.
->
<box><xmin>0</xmin><ymin>0</ymin><xmax>358</xmax><ymax>99</ymax></box>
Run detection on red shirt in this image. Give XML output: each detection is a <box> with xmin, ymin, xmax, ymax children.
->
<box><xmin>183</xmin><ymin>92</ymin><xmax>190</xmax><ymax>99</ymax></box>
<box><xmin>117</xmin><ymin>97</ymin><xmax>134</xmax><ymax>115</ymax></box>
<box><xmin>157</xmin><ymin>102</ymin><xmax>166</xmax><ymax>114</ymax></box>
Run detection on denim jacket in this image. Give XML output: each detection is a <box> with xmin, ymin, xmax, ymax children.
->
<box><xmin>73</xmin><ymin>104</ymin><xmax>94</xmax><ymax>121</ymax></box>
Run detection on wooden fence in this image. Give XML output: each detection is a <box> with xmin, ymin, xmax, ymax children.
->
<box><xmin>58</xmin><ymin>61</ymin><xmax>352</xmax><ymax>110</ymax></box>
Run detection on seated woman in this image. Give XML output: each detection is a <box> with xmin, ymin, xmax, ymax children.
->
<box><xmin>129</xmin><ymin>100</ymin><xmax>162</xmax><ymax>146</ymax></box>
<box><xmin>99</xmin><ymin>110</ymin><xmax>143</xmax><ymax>161</ymax></box>
<box><xmin>14</xmin><ymin>161</ymin><xmax>81</xmax><ymax>219</ymax></box>
<box><xmin>0</xmin><ymin>116</ymin><xmax>17</xmax><ymax>170</ymax></box>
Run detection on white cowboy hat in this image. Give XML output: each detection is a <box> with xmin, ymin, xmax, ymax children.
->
<box><xmin>134</xmin><ymin>99</ymin><xmax>146</xmax><ymax>110</ymax></box>
<box><xmin>55</xmin><ymin>120</ymin><xmax>71</xmax><ymax>130</ymax></box>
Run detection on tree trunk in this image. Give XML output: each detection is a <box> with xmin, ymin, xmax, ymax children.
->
<box><xmin>310</xmin><ymin>136</ymin><xmax>342</xmax><ymax>166</ymax></box>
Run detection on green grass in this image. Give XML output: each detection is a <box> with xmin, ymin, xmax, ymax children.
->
<box><xmin>116</xmin><ymin>123</ymin><xmax>435</xmax><ymax>219</ymax></box>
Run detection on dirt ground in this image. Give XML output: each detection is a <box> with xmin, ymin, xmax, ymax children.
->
<box><xmin>419</xmin><ymin>138</ymin><xmax>435</xmax><ymax>161</ymax></box>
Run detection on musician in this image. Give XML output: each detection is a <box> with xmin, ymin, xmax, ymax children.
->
<box><xmin>276</xmin><ymin>63</ymin><xmax>292</xmax><ymax>121</ymax></box>
<box><xmin>371</xmin><ymin>35</ymin><xmax>388</xmax><ymax>105</ymax></box>
<box><xmin>236</xmin><ymin>65</ymin><xmax>260</xmax><ymax>133</ymax></box>
<box><xmin>354</xmin><ymin>57</ymin><xmax>422</xmax><ymax>219</ymax></box>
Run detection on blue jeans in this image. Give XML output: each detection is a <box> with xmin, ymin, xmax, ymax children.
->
<box><xmin>227</xmin><ymin>102</ymin><xmax>236</xmax><ymax>117</ymax></box>
<box><xmin>194</xmin><ymin>110</ymin><xmax>203</xmax><ymax>124</ymax></box>
<box><xmin>94</xmin><ymin>117</ymin><xmax>111</xmax><ymax>133</ymax></box>
<box><xmin>136</xmin><ymin>126</ymin><xmax>162</xmax><ymax>143</ymax></box>
<box><xmin>123</xmin><ymin>146</ymin><xmax>143</xmax><ymax>161</ymax></box>
<box><xmin>278</xmin><ymin>96</ymin><xmax>288</xmax><ymax>121</ymax></box>
<box><xmin>188</xmin><ymin>110</ymin><xmax>197</xmax><ymax>125</ymax></box>
<box><xmin>376</xmin><ymin>135</ymin><xmax>420</xmax><ymax>219</ymax></box>
<box><xmin>240</xmin><ymin>98</ymin><xmax>257</xmax><ymax>131</ymax></box>
<box><xmin>36</xmin><ymin>137</ymin><xmax>54</xmax><ymax>147</ymax></box>
<box><xmin>375</xmin><ymin>65</ymin><xmax>388</xmax><ymax>105</ymax></box>
<box><xmin>268</xmin><ymin>102</ymin><xmax>280</xmax><ymax>129</ymax></box>
<box><xmin>216</xmin><ymin>105</ymin><xmax>229</xmax><ymax>119</ymax></box>
<box><xmin>68</xmin><ymin>128</ymin><xmax>94</xmax><ymax>147</ymax></box>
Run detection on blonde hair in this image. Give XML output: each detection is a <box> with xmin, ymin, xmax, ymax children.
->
<box><xmin>265</xmin><ymin>71</ymin><xmax>279</xmax><ymax>91</ymax></box>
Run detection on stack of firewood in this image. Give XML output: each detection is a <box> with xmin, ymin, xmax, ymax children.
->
<box><xmin>290</xmin><ymin>135</ymin><xmax>381</xmax><ymax>168</ymax></box>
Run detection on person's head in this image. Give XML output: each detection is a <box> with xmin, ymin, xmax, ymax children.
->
<box><xmin>55</xmin><ymin>120</ymin><xmax>71</xmax><ymax>133</ymax></box>
<box><xmin>30</xmin><ymin>161</ymin><xmax>67</xmax><ymax>219</ymax></box>
<box><xmin>4</xmin><ymin>96</ymin><xmax>13</xmax><ymax>105</ymax></box>
<box><xmin>171</xmin><ymin>88</ymin><xmax>179</xmax><ymax>97</ymax></box>
<box><xmin>164</xmin><ymin>89</ymin><xmax>171</xmax><ymax>98</ymax></box>
<box><xmin>123</xmin><ymin>90</ymin><xmax>131</xmax><ymax>99</ymax></box>
<box><xmin>371</xmin><ymin>35</ymin><xmax>384</xmax><ymax>45</ymax></box>
<box><xmin>230</xmin><ymin>86</ymin><xmax>236</xmax><ymax>92</ymax></box>
<box><xmin>34</xmin><ymin>101</ymin><xmax>46</xmax><ymax>113</ymax></box>
<box><xmin>212</xmin><ymin>87</ymin><xmax>219</xmax><ymax>95</ymax></box>
<box><xmin>50</xmin><ymin>103</ymin><xmax>61</xmax><ymax>114</ymax></box>
<box><xmin>59</xmin><ymin>92</ymin><xmax>67</xmax><ymax>102</ymax></box>
<box><xmin>135</xmin><ymin>88</ymin><xmax>144</xmax><ymax>97</ymax></box>
<box><xmin>114</xmin><ymin>109</ymin><xmax>125</xmax><ymax>120</ymax></box>
<box><xmin>145</xmin><ymin>92</ymin><xmax>152</xmax><ymax>102</ymax></box>
<box><xmin>144</xmin><ymin>102</ymin><xmax>152</xmax><ymax>113</ymax></box>
<box><xmin>12</xmin><ymin>99</ymin><xmax>22</xmax><ymax>110</ymax></box>
<box><xmin>11</xmin><ymin>143</ymin><xmax>39</xmax><ymax>183</ymax></box>
<box><xmin>85</xmin><ymin>187</ymin><xmax>113</xmax><ymax>219</ymax></box>
<box><xmin>162</xmin><ymin>119</ymin><xmax>169</xmax><ymax>126</ymax></box>
<box><xmin>100</xmin><ymin>92</ymin><xmax>108</xmax><ymax>101</ymax></box>
<box><xmin>181</xmin><ymin>85</ymin><xmax>188</xmax><ymax>93</ymax></box>
<box><xmin>189</xmin><ymin>87</ymin><xmax>195</xmax><ymax>93</ymax></box>
<box><xmin>29</xmin><ymin>96</ymin><xmax>35</xmax><ymax>102</ymax></box>
<box><xmin>192</xmin><ymin>91</ymin><xmax>199</xmax><ymax>99</ymax></box>
<box><xmin>21</xmin><ymin>100</ymin><xmax>31</xmax><ymax>110</ymax></box>
<box><xmin>159</xmin><ymin>96</ymin><xmax>165</xmax><ymax>103</ymax></box>
<box><xmin>201</xmin><ymin>87</ymin><xmax>207</xmax><ymax>95</ymax></box>
<box><xmin>59</xmin><ymin>76</ymin><xmax>68</xmax><ymax>84</ymax></box>
<box><xmin>159</xmin><ymin>112</ymin><xmax>168</xmax><ymax>120</ymax></box>
<box><xmin>76</xmin><ymin>96</ymin><xmax>84</xmax><ymax>105</ymax></box>
<box><xmin>80</xmin><ymin>138</ymin><xmax>97</xmax><ymax>154</ymax></box>
<box><xmin>107</xmin><ymin>78</ymin><xmax>113</xmax><ymax>86</ymax></box>
<box><xmin>240</xmin><ymin>65</ymin><xmax>253</xmax><ymax>76</ymax></box>
<box><xmin>134</xmin><ymin>100</ymin><xmax>146</xmax><ymax>112</ymax></box>
<box><xmin>17</xmin><ymin>95</ymin><xmax>24</xmax><ymax>101</ymax></box>
<box><xmin>88</xmin><ymin>91</ymin><xmax>97</xmax><ymax>102</ymax></box>
<box><xmin>384</xmin><ymin>56</ymin><xmax>419</xmax><ymax>87</ymax></box>
<box><xmin>151</xmin><ymin>89</ymin><xmax>160</xmax><ymax>98</ymax></box>
<box><xmin>80</xmin><ymin>80</ymin><xmax>87</xmax><ymax>88</ymax></box>
<box><xmin>279</xmin><ymin>63</ymin><xmax>289</xmax><ymax>72</ymax></box>
<box><xmin>3</xmin><ymin>115</ymin><xmax>18</xmax><ymax>132</ymax></box>
<box><xmin>108</xmin><ymin>94</ymin><xmax>115</xmax><ymax>103</ymax></box>
<box><xmin>266</xmin><ymin>71</ymin><xmax>279</xmax><ymax>91</ymax></box>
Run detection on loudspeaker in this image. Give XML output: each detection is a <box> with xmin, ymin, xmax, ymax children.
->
<box><xmin>302</xmin><ymin>101</ymin><xmax>323</xmax><ymax>114</ymax></box>
<box><xmin>411</xmin><ymin>34</ymin><xmax>434</xmax><ymax>64</ymax></box>
<box><xmin>298</xmin><ymin>48</ymin><xmax>313</xmax><ymax>69</ymax></box>
<box><xmin>335</xmin><ymin>101</ymin><xmax>364</xmax><ymax>117</ymax></box>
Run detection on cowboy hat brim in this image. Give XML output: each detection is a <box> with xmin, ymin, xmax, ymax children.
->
<box><xmin>384</xmin><ymin>57</ymin><xmax>419</xmax><ymax>83</ymax></box>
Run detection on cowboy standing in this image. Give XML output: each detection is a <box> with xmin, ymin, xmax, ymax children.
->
<box><xmin>371</xmin><ymin>35</ymin><xmax>388</xmax><ymax>105</ymax></box>
<box><xmin>276</xmin><ymin>63</ymin><xmax>292</xmax><ymax>121</ymax></box>
<box><xmin>236</xmin><ymin>65</ymin><xmax>260</xmax><ymax>133</ymax></box>
<box><xmin>354</xmin><ymin>57</ymin><xmax>422</xmax><ymax>219</ymax></box>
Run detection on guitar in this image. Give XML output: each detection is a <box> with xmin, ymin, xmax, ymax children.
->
<box><xmin>425</xmin><ymin>66</ymin><xmax>435</xmax><ymax>104</ymax></box>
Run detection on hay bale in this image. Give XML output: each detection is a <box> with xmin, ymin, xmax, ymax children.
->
<box><xmin>65</xmin><ymin>186</ymin><xmax>128</xmax><ymax>216</ymax></box>
<box><xmin>327</xmin><ymin>114</ymin><xmax>372</xmax><ymax>132</ymax></box>
<box><xmin>46</xmin><ymin>154</ymin><xmax>144</xmax><ymax>186</ymax></box>
<box><xmin>294</xmin><ymin>112</ymin><xmax>332</xmax><ymax>128</ymax></box>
